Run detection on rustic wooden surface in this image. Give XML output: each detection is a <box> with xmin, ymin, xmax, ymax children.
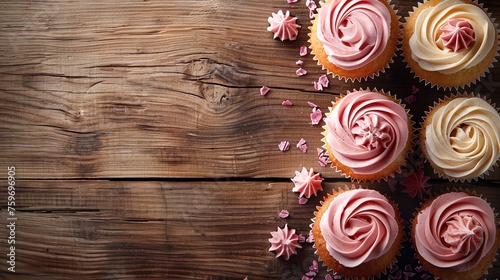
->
<box><xmin>0</xmin><ymin>0</ymin><xmax>499</xmax><ymax>279</ymax></box>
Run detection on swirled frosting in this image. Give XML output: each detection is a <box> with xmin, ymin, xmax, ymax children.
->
<box><xmin>440</xmin><ymin>18</ymin><xmax>476</xmax><ymax>52</ymax></box>
<box><xmin>319</xmin><ymin>189</ymin><xmax>399</xmax><ymax>267</ymax></box>
<box><xmin>409</xmin><ymin>0</ymin><xmax>496</xmax><ymax>74</ymax></box>
<box><xmin>424</xmin><ymin>97</ymin><xmax>500</xmax><ymax>180</ymax></box>
<box><xmin>325</xmin><ymin>90</ymin><xmax>409</xmax><ymax>174</ymax></box>
<box><xmin>316</xmin><ymin>0</ymin><xmax>392</xmax><ymax>70</ymax></box>
<box><xmin>267</xmin><ymin>10</ymin><xmax>301</xmax><ymax>41</ymax></box>
<box><xmin>414</xmin><ymin>192</ymin><xmax>496</xmax><ymax>271</ymax></box>
<box><xmin>291</xmin><ymin>167</ymin><xmax>324</xmax><ymax>198</ymax></box>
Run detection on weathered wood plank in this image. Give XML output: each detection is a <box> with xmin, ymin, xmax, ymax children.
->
<box><xmin>1</xmin><ymin>0</ymin><xmax>500</xmax><ymax>179</ymax></box>
<box><xmin>0</xmin><ymin>180</ymin><xmax>499</xmax><ymax>279</ymax></box>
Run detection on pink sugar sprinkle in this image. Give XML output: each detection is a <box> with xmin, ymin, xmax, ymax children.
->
<box><xmin>313</xmin><ymin>81</ymin><xmax>323</xmax><ymax>91</ymax></box>
<box><xmin>260</xmin><ymin>86</ymin><xmax>270</xmax><ymax>96</ymax></box>
<box><xmin>296</xmin><ymin>59</ymin><xmax>304</xmax><ymax>65</ymax></box>
<box><xmin>309</xmin><ymin>260</ymin><xmax>319</xmax><ymax>272</ymax></box>
<box><xmin>279</xmin><ymin>209</ymin><xmax>290</xmax><ymax>218</ymax></box>
<box><xmin>301</xmin><ymin>276</ymin><xmax>314</xmax><ymax>280</ymax></box>
<box><xmin>278</xmin><ymin>141</ymin><xmax>290</xmax><ymax>152</ymax></box>
<box><xmin>412</xmin><ymin>85</ymin><xmax>420</xmax><ymax>94</ymax></box>
<box><xmin>325</xmin><ymin>275</ymin><xmax>333</xmax><ymax>280</ymax></box>
<box><xmin>306</xmin><ymin>0</ymin><xmax>317</xmax><ymax>10</ymax></box>
<box><xmin>318</xmin><ymin>74</ymin><xmax>329</xmax><ymax>87</ymax></box>
<box><xmin>298</xmin><ymin>197</ymin><xmax>308</xmax><ymax>205</ymax></box>
<box><xmin>243</xmin><ymin>277</ymin><xmax>248</xmax><ymax>280</ymax></box>
<box><xmin>298</xmin><ymin>233</ymin><xmax>306</xmax><ymax>243</ymax></box>
<box><xmin>404</xmin><ymin>94</ymin><xmax>417</xmax><ymax>104</ymax></box>
<box><xmin>305</xmin><ymin>271</ymin><xmax>317</xmax><ymax>277</ymax></box>
<box><xmin>306</xmin><ymin>231</ymin><xmax>314</xmax><ymax>243</ymax></box>
<box><xmin>282</xmin><ymin>100</ymin><xmax>293</xmax><ymax>106</ymax></box>
<box><xmin>296</xmin><ymin>68</ymin><xmax>307</xmax><ymax>76</ymax></box>
<box><xmin>308</xmin><ymin>101</ymin><xmax>318</xmax><ymax>108</ymax></box>
<box><xmin>299</xmin><ymin>45</ymin><xmax>308</xmax><ymax>56</ymax></box>
<box><xmin>310</xmin><ymin>108</ymin><xmax>322</xmax><ymax>125</ymax></box>
<box><xmin>287</xmin><ymin>0</ymin><xmax>298</xmax><ymax>3</ymax></box>
<box><xmin>297</xmin><ymin>138</ymin><xmax>308</xmax><ymax>153</ymax></box>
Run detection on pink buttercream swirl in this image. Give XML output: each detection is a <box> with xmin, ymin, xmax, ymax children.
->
<box><xmin>325</xmin><ymin>90</ymin><xmax>409</xmax><ymax>174</ymax></box>
<box><xmin>316</xmin><ymin>0</ymin><xmax>391</xmax><ymax>70</ymax></box>
<box><xmin>267</xmin><ymin>10</ymin><xmax>301</xmax><ymax>41</ymax></box>
<box><xmin>291</xmin><ymin>167</ymin><xmax>324</xmax><ymax>198</ymax></box>
<box><xmin>319</xmin><ymin>189</ymin><xmax>399</xmax><ymax>267</ymax></box>
<box><xmin>415</xmin><ymin>192</ymin><xmax>496</xmax><ymax>271</ymax></box>
<box><xmin>439</xmin><ymin>18</ymin><xmax>476</xmax><ymax>52</ymax></box>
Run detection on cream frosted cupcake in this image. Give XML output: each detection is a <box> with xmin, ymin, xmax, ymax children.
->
<box><xmin>412</xmin><ymin>191</ymin><xmax>500</xmax><ymax>279</ymax></box>
<box><xmin>312</xmin><ymin>186</ymin><xmax>403</xmax><ymax>279</ymax></box>
<box><xmin>322</xmin><ymin>88</ymin><xmax>414</xmax><ymax>182</ymax></box>
<box><xmin>420</xmin><ymin>94</ymin><xmax>500</xmax><ymax>182</ymax></box>
<box><xmin>402</xmin><ymin>0</ymin><xmax>499</xmax><ymax>89</ymax></box>
<box><xmin>309</xmin><ymin>0</ymin><xmax>400</xmax><ymax>81</ymax></box>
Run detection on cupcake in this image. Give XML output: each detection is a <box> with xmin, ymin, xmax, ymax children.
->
<box><xmin>312</xmin><ymin>186</ymin><xmax>403</xmax><ymax>278</ymax></box>
<box><xmin>322</xmin><ymin>88</ymin><xmax>414</xmax><ymax>182</ymax></box>
<box><xmin>402</xmin><ymin>0</ymin><xmax>499</xmax><ymax>89</ymax></box>
<box><xmin>309</xmin><ymin>0</ymin><xmax>400</xmax><ymax>81</ymax></box>
<box><xmin>412</xmin><ymin>191</ymin><xmax>500</xmax><ymax>279</ymax></box>
<box><xmin>420</xmin><ymin>94</ymin><xmax>500</xmax><ymax>181</ymax></box>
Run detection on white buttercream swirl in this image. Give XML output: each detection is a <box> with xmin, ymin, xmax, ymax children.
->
<box><xmin>409</xmin><ymin>0</ymin><xmax>496</xmax><ymax>74</ymax></box>
<box><xmin>424</xmin><ymin>97</ymin><xmax>500</xmax><ymax>180</ymax></box>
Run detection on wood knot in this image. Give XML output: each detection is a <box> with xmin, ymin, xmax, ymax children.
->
<box><xmin>75</xmin><ymin>133</ymin><xmax>101</xmax><ymax>156</ymax></box>
<box><xmin>184</xmin><ymin>58</ymin><xmax>253</xmax><ymax>86</ymax></box>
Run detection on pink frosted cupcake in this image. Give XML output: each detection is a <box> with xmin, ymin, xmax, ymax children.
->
<box><xmin>322</xmin><ymin>88</ymin><xmax>414</xmax><ymax>182</ymax></box>
<box><xmin>412</xmin><ymin>191</ymin><xmax>500</xmax><ymax>279</ymax></box>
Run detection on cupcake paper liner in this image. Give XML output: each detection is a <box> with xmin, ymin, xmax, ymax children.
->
<box><xmin>402</xmin><ymin>0</ymin><xmax>500</xmax><ymax>90</ymax></box>
<box><xmin>419</xmin><ymin>92</ymin><xmax>500</xmax><ymax>182</ymax></box>
<box><xmin>308</xmin><ymin>0</ymin><xmax>401</xmax><ymax>82</ymax></box>
<box><xmin>310</xmin><ymin>185</ymin><xmax>404</xmax><ymax>280</ymax></box>
<box><xmin>410</xmin><ymin>188</ymin><xmax>500</xmax><ymax>279</ymax></box>
<box><xmin>321</xmin><ymin>88</ymin><xmax>416</xmax><ymax>183</ymax></box>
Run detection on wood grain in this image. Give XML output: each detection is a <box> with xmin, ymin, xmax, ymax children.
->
<box><xmin>1</xmin><ymin>0</ymin><xmax>500</xmax><ymax>279</ymax></box>
<box><xmin>1</xmin><ymin>0</ymin><xmax>499</xmax><ymax>179</ymax></box>
<box><xmin>0</xmin><ymin>180</ymin><xmax>498</xmax><ymax>279</ymax></box>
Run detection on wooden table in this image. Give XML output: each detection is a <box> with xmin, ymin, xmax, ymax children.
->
<box><xmin>1</xmin><ymin>0</ymin><xmax>499</xmax><ymax>279</ymax></box>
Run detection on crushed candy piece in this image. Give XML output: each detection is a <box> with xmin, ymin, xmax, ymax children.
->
<box><xmin>415</xmin><ymin>265</ymin><xmax>425</xmax><ymax>273</ymax></box>
<box><xmin>296</xmin><ymin>68</ymin><xmax>307</xmax><ymax>76</ymax></box>
<box><xmin>268</xmin><ymin>224</ymin><xmax>302</xmax><ymax>260</ymax></box>
<box><xmin>308</xmin><ymin>101</ymin><xmax>318</xmax><ymax>108</ymax></box>
<box><xmin>310</xmin><ymin>107</ymin><xmax>322</xmax><ymax>125</ymax></box>
<box><xmin>412</xmin><ymin>85</ymin><xmax>420</xmax><ymax>94</ymax></box>
<box><xmin>404</xmin><ymin>95</ymin><xmax>416</xmax><ymax>104</ymax></box>
<box><xmin>282</xmin><ymin>100</ymin><xmax>293</xmax><ymax>106</ymax></box>
<box><xmin>267</xmin><ymin>10</ymin><xmax>301</xmax><ymax>41</ymax></box>
<box><xmin>306</xmin><ymin>0</ymin><xmax>317</xmax><ymax>18</ymax></box>
<box><xmin>306</xmin><ymin>231</ymin><xmax>314</xmax><ymax>243</ymax></box>
<box><xmin>309</xmin><ymin>260</ymin><xmax>319</xmax><ymax>273</ymax></box>
<box><xmin>299</xmin><ymin>45</ymin><xmax>308</xmax><ymax>56</ymax></box>
<box><xmin>298</xmin><ymin>233</ymin><xmax>306</xmax><ymax>243</ymax></box>
<box><xmin>279</xmin><ymin>209</ymin><xmax>290</xmax><ymax>219</ymax></box>
<box><xmin>302</xmin><ymin>276</ymin><xmax>313</xmax><ymax>280</ymax></box>
<box><xmin>325</xmin><ymin>275</ymin><xmax>333</xmax><ymax>280</ymax></box>
<box><xmin>260</xmin><ymin>86</ymin><xmax>270</xmax><ymax>96</ymax></box>
<box><xmin>287</xmin><ymin>0</ymin><xmax>298</xmax><ymax>3</ymax></box>
<box><xmin>296</xmin><ymin>138</ymin><xmax>307</xmax><ymax>153</ymax></box>
<box><xmin>401</xmin><ymin>169</ymin><xmax>431</xmax><ymax>199</ymax></box>
<box><xmin>296</xmin><ymin>59</ymin><xmax>304</xmax><ymax>65</ymax></box>
<box><xmin>292</xmin><ymin>167</ymin><xmax>323</xmax><ymax>198</ymax></box>
<box><xmin>313</xmin><ymin>81</ymin><xmax>323</xmax><ymax>91</ymax></box>
<box><xmin>278</xmin><ymin>141</ymin><xmax>290</xmax><ymax>152</ymax></box>
<box><xmin>318</xmin><ymin>74</ymin><xmax>329</xmax><ymax>88</ymax></box>
<box><xmin>298</xmin><ymin>196</ymin><xmax>308</xmax><ymax>205</ymax></box>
